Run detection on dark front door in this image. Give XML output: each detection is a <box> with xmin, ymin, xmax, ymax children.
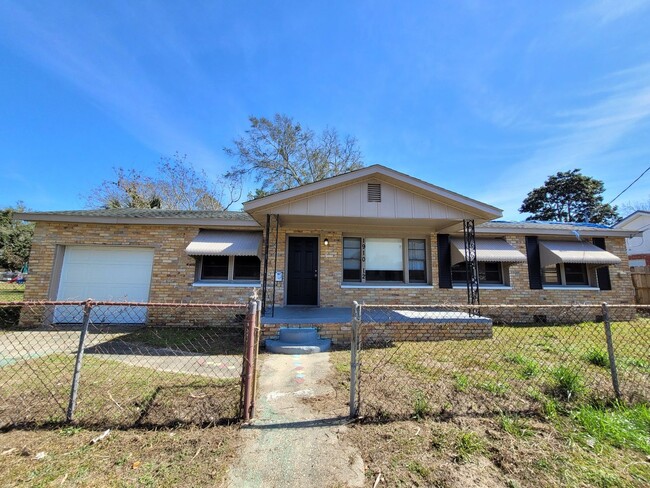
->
<box><xmin>287</xmin><ymin>237</ymin><xmax>318</xmax><ymax>305</ymax></box>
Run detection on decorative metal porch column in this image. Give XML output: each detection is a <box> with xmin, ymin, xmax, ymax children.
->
<box><xmin>463</xmin><ymin>219</ymin><xmax>480</xmax><ymax>309</ymax></box>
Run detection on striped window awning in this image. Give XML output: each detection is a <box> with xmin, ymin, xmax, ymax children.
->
<box><xmin>450</xmin><ymin>238</ymin><xmax>527</xmax><ymax>265</ymax></box>
<box><xmin>185</xmin><ymin>231</ymin><xmax>263</xmax><ymax>257</ymax></box>
<box><xmin>539</xmin><ymin>240</ymin><xmax>621</xmax><ymax>267</ymax></box>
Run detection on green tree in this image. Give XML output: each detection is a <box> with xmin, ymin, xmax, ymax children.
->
<box><xmin>84</xmin><ymin>153</ymin><xmax>238</xmax><ymax>210</ymax></box>
<box><xmin>224</xmin><ymin>114</ymin><xmax>364</xmax><ymax>197</ymax></box>
<box><xmin>0</xmin><ymin>202</ymin><xmax>34</xmax><ymax>270</ymax></box>
<box><xmin>519</xmin><ymin>169</ymin><xmax>619</xmax><ymax>225</ymax></box>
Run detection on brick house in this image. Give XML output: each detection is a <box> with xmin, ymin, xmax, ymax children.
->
<box><xmin>614</xmin><ymin>210</ymin><xmax>650</xmax><ymax>267</ymax></box>
<box><xmin>16</xmin><ymin>165</ymin><xmax>637</xmax><ymax>333</ymax></box>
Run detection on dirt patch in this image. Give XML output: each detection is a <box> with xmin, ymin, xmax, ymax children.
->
<box><xmin>321</xmin><ymin>350</ymin><xmax>650</xmax><ymax>487</ymax></box>
<box><xmin>0</xmin><ymin>424</ymin><xmax>239</xmax><ymax>487</ymax></box>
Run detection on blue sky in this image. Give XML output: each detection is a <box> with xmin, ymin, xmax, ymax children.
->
<box><xmin>1</xmin><ymin>1</ymin><xmax>649</xmax><ymax>220</ymax></box>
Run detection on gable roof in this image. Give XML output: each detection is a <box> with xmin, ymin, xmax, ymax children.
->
<box><xmin>243</xmin><ymin>164</ymin><xmax>502</xmax><ymax>222</ymax></box>
<box><xmin>614</xmin><ymin>210</ymin><xmax>650</xmax><ymax>230</ymax></box>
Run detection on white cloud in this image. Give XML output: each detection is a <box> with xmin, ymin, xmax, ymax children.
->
<box><xmin>0</xmin><ymin>2</ymin><xmax>226</xmax><ymax>175</ymax></box>
<box><xmin>570</xmin><ymin>0</ymin><xmax>650</xmax><ymax>24</ymax></box>
<box><xmin>478</xmin><ymin>64</ymin><xmax>650</xmax><ymax>219</ymax></box>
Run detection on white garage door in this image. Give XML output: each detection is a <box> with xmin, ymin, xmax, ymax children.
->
<box><xmin>55</xmin><ymin>247</ymin><xmax>154</xmax><ymax>324</ymax></box>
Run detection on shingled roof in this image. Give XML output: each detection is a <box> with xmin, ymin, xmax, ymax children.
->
<box><xmin>14</xmin><ymin>208</ymin><xmax>259</xmax><ymax>227</ymax></box>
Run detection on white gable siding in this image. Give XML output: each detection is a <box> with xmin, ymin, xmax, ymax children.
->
<box><xmin>265</xmin><ymin>180</ymin><xmax>471</xmax><ymax>220</ymax></box>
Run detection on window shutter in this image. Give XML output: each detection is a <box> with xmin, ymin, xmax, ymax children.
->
<box><xmin>525</xmin><ymin>236</ymin><xmax>543</xmax><ymax>289</ymax></box>
<box><xmin>592</xmin><ymin>238</ymin><xmax>612</xmax><ymax>291</ymax></box>
<box><xmin>437</xmin><ymin>234</ymin><xmax>452</xmax><ymax>289</ymax></box>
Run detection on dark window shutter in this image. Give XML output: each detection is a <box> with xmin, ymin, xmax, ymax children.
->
<box><xmin>437</xmin><ymin>234</ymin><xmax>452</xmax><ymax>289</ymax></box>
<box><xmin>592</xmin><ymin>238</ymin><xmax>612</xmax><ymax>290</ymax></box>
<box><xmin>525</xmin><ymin>236</ymin><xmax>543</xmax><ymax>289</ymax></box>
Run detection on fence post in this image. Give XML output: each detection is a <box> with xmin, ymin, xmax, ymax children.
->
<box><xmin>242</xmin><ymin>298</ymin><xmax>258</xmax><ymax>422</ymax></box>
<box><xmin>601</xmin><ymin>302</ymin><xmax>621</xmax><ymax>399</ymax></box>
<box><xmin>350</xmin><ymin>301</ymin><xmax>362</xmax><ymax>418</ymax></box>
<box><xmin>67</xmin><ymin>300</ymin><xmax>93</xmax><ymax>422</ymax></box>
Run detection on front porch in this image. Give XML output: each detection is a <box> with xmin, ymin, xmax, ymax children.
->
<box><xmin>261</xmin><ymin>306</ymin><xmax>494</xmax><ymax>346</ymax></box>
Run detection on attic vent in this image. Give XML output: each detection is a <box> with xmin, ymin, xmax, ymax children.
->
<box><xmin>367</xmin><ymin>183</ymin><xmax>382</xmax><ymax>202</ymax></box>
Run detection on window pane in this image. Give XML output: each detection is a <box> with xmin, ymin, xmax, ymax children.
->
<box><xmin>365</xmin><ymin>238</ymin><xmax>403</xmax><ymax>281</ymax></box>
<box><xmin>366</xmin><ymin>270</ymin><xmax>404</xmax><ymax>281</ymax></box>
<box><xmin>478</xmin><ymin>262</ymin><xmax>502</xmax><ymax>284</ymax></box>
<box><xmin>451</xmin><ymin>263</ymin><xmax>467</xmax><ymax>282</ymax></box>
<box><xmin>366</xmin><ymin>238</ymin><xmax>403</xmax><ymax>271</ymax></box>
<box><xmin>233</xmin><ymin>256</ymin><xmax>261</xmax><ymax>280</ymax></box>
<box><xmin>201</xmin><ymin>255</ymin><xmax>228</xmax><ymax>280</ymax></box>
<box><xmin>408</xmin><ymin>239</ymin><xmax>426</xmax><ymax>283</ymax></box>
<box><xmin>542</xmin><ymin>264</ymin><xmax>560</xmax><ymax>284</ymax></box>
<box><xmin>564</xmin><ymin>263</ymin><xmax>588</xmax><ymax>285</ymax></box>
<box><xmin>343</xmin><ymin>238</ymin><xmax>361</xmax><ymax>282</ymax></box>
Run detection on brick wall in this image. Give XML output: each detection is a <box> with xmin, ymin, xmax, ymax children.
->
<box><xmin>21</xmin><ymin>222</ymin><xmax>257</xmax><ymax>326</ymax></box>
<box><xmin>263</xmin><ymin>228</ymin><xmax>635</xmax><ymax>309</ymax></box>
<box><xmin>23</xmin><ymin>221</ymin><xmax>636</xmax><ymax>330</ymax></box>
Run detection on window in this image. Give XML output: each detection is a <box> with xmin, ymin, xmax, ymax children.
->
<box><xmin>542</xmin><ymin>263</ymin><xmax>589</xmax><ymax>286</ymax></box>
<box><xmin>233</xmin><ymin>256</ymin><xmax>261</xmax><ymax>280</ymax></box>
<box><xmin>451</xmin><ymin>262</ymin><xmax>504</xmax><ymax>285</ymax></box>
<box><xmin>342</xmin><ymin>237</ymin><xmax>428</xmax><ymax>284</ymax></box>
<box><xmin>198</xmin><ymin>255</ymin><xmax>261</xmax><ymax>282</ymax></box>
<box><xmin>201</xmin><ymin>256</ymin><xmax>229</xmax><ymax>280</ymax></box>
<box><xmin>366</xmin><ymin>238</ymin><xmax>404</xmax><ymax>281</ymax></box>
<box><xmin>408</xmin><ymin>239</ymin><xmax>427</xmax><ymax>283</ymax></box>
<box><xmin>343</xmin><ymin>238</ymin><xmax>362</xmax><ymax>281</ymax></box>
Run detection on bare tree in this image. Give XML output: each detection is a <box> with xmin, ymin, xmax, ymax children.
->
<box><xmin>84</xmin><ymin>153</ymin><xmax>240</xmax><ymax>210</ymax></box>
<box><xmin>619</xmin><ymin>197</ymin><xmax>650</xmax><ymax>216</ymax></box>
<box><xmin>224</xmin><ymin>114</ymin><xmax>364</xmax><ymax>197</ymax></box>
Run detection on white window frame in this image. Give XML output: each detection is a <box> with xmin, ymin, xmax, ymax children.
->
<box><xmin>541</xmin><ymin>262</ymin><xmax>596</xmax><ymax>288</ymax></box>
<box><xmin>341</xmin><ymin>236</ymin><xmax>430</xmax><ymax>285</ymax></box>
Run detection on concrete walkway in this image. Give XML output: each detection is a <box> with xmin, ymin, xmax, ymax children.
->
<box><xmin>228</xmin><ymin>353</ymin><xmax>364</xmax><ymax>487</ymax></box>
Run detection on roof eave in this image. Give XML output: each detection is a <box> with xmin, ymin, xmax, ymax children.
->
<box><xmin>475</xmin><ymin>226</ymin><xmax>639</xmax><ymax>238</ymax></box>
<box><xmin>13</xmin><ymin>212</ymin><xmax>261</xmax><ymax>228</ymax></box>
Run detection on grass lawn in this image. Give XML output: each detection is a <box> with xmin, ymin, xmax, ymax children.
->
<box><xmin>0</xmin><ymin>425</ymin><xmax>239</xmax><ymax>487</ymax></box>
<box><xmin>0</xmin><ymin>282</ymin><xmax>24</xmax><ymax>303</ymax></box>
<box><xmin>1</xmin><ymin>354</ymin><xmax>241</xmax><ymax>428</ymax></box>
<box><xmin>326</xmin><ymin>319</ymin><xmax>650</xmax><ymax>487</ymax></box>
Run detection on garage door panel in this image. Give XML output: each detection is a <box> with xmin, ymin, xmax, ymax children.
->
<box><xmin>55</xmin><ymin>247</ymin><xmax>154</xmax><ymax>324</ymax></box>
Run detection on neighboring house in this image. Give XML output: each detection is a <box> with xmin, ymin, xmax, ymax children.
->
<box><xmin>15</xmin><ymin>165</ymin><xmax>638</xmax><ymax>330</ymax></box>
<box><xmin>614</xmin><ymin>210</ymin><xmax>650</xmax><ymax>267</ymax></box>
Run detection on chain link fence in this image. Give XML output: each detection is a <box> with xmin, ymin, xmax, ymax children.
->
<box><xmin>0</xmin><ymin>299</ymin><xmax>260</xmax><ymax>429</ymax></box>
<box><xmin>350</xmin><ymin>303</ymin><xmax>650</xmax><ymax>420</ymax></box>
<box><xmin>0</xmin><ymin>281</ymin><xmax>24</xmax><ymax>303</ymax></box>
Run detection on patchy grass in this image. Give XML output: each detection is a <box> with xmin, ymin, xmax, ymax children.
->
<box><xmin>585</xmin><ymin>348</ymin><xmax>610</xmax><ymax>368</ymax></box>
<box><xmin>0</xmin><ymin>425</ymin><xmax>238</xmax><ymax>487</ymax></box>
<box><xmin>551</xmin><ymin>366</ymin><xmax>586</xmax><ymax>401</ymax></box>
<box><xmin>0</xmin><ymin>282</ymin><xmax>24</xmax><ymax>303</ymax></box>
<box><xmin>573</xmin><ymin>403</ymin><xmax>650</xmax><ymax>454</ymax></box>
<box><xmin>1</xmin><ymin>353</ymin><xmax>240</xmax><ymax>428</ymax></box>
<box><xmin>122</xmin><ymin>326</ymin><xmax>244</xmax><ymax>355</ymax></box>
<box><xmin>327</xmin><ymin>318</ymin><xmax>650</xmax><ymax>487</ymax></box>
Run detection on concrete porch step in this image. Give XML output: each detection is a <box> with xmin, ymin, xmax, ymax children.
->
<box><xmin>265</xmin><ymin>327</ymin><xmax>332</xmax><ymax>354</ymax></box>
